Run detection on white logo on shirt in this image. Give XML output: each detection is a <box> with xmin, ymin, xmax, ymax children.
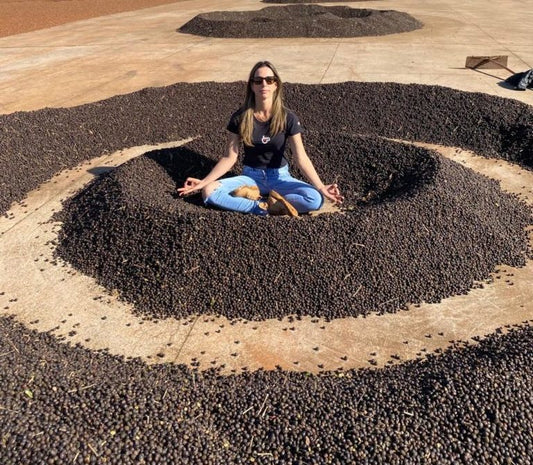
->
<box><xmin>261</xmin><ymin>135</ymin><xmax>270</xmax><ymax>144</ymax></box>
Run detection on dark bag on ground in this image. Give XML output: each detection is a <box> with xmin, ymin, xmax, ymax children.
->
<box><xmin>505</xmin><ymin>69</ymin><xmax>533</xmax><ymax>90</ymax></box>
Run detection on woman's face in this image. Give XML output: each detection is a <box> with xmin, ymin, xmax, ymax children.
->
<box><xmin>251</xmin><ymin>66</ymin><xmax>278</xmax><ymax>102</ymax></box>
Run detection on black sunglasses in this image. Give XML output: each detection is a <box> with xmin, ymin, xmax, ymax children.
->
<box><xmin>250</xmin><ymin>76</ymin><xmax>277</xmax><ymax>85</ymax></box>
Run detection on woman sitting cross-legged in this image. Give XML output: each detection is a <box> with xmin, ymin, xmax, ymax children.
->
<box><xmin>177</xmin><ymin>60</ymin><xmax>343</xmax><ymax>216</ymax></box>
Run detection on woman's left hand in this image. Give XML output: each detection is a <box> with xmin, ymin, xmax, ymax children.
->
<box><xmin>320</xmin><ymin>184</ymin><xmax>344</xmax><ymax>204</ymax></box>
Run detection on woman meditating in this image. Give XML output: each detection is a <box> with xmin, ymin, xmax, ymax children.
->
<box><xmin>178</xmin><ymin>60</ymin><xmax>343</xmax><ymax>216</ymax></box>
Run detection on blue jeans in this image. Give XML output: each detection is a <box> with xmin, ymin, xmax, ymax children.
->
<box><xmin>204</xmin><ymin>165</ymin><xmax>323</xmax><ymax>215</ymax></box>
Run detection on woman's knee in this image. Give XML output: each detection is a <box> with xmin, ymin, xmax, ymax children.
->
<box><xmin>290</xmin><ymin>188</ymin><xmax>323</xmax><ymax>213</ymax></box>
<box><xmin>308</xmin><ymin>188</ymin><xmax>324</xmax><ymax>211</ymax></box>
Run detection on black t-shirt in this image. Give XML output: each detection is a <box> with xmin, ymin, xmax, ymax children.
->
<box><xmin>227</xmin><ymin>109</ymin><xmax>303</xmax><ymax>169</ymax></box>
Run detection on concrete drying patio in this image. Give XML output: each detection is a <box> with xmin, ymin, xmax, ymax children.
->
<box><xmin>0</xmin><ymin>0</ymin><xmax>532</xmax><ymax>373</ymax></box>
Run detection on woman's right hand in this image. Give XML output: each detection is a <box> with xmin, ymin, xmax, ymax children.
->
<box><xmin>177</xmin><ymin>177</ymin><xmax>204</xmax><ymax>196</ymax></box>
<box><xmin>319</xmin><ymin>184</ymin><xmax>344</xmax><ymax>204</ymax></box>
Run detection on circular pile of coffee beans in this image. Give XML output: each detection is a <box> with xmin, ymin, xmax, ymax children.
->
<box><xmin>178</xmin><ymin>5</ymin><xmax>423</xmax><ymax>38</ymax></box>
<box><xmin>54</xmin><ymin>131</ymin><xmax>532</xmax><ymax>320</ymax></box>
<box><xmin>264</xmin><ymin>0</ymin><xmax>369</xmax><ymax>3</ymax></box>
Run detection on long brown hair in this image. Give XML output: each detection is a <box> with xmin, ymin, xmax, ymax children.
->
<box><xmin>239</xmin><ymin>61</ymin><xmax>286</xmax><ymax>146</ymax></box>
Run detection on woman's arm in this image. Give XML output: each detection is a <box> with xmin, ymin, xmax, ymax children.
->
<box><xmin>178</xmin><ymin>132</ymin><xmax>240</xmax><ymax>196</ymax></box>
<box><xmin>289</xmin><ymin>133</ymin><xmax>343</xmax><ymax>204</ymax></box>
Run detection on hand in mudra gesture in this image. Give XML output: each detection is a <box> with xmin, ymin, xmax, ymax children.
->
<box><xmin>177</xmin><ymin>178</ymin><xmax>204</xmax><ymax>197</ymax></box>
<box><xmin>319</xmin><ymin>184</ymin><xmax>343</xmax><ymax>204</ymax></box>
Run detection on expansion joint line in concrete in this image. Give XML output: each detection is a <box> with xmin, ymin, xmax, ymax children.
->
<box><xmin>462</xmin><ymin>13</ymin><xmax>531</xmax><ymax>70</ymax></box>
<box><xmin>506</xmin><ymin>50</ymin><xmax>532</xmax><ymax>71</ymax></box>
<box><xmin>172</xmin><ymin>315</ymin><xmax>200</xmax><ymax>364</ymax></box>
<box><xmin>165</xmin><ymin>36</ymin><xmax>213</xmax><ymax>60</ymax></box>
<box><xmin>0</xmin><ymin>194</ymin><xmax>62</xmax><ymax>236</ymax></box>
<box><xmin>319</xmin><ymin>42</ymin><xmax>340</xmax><ymax>84</ymax></box>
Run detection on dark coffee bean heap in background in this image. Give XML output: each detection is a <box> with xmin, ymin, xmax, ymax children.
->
<box><xmin>264</xmin><ymin>0</ymin><xmax>371</xmax><ymax>3</ymax></box>
<box><xmin>54</xmin><ymin>131</ymin><xmax>532</xmax><ymax>320</ymax></box>
<box><xmin>178</xmin><ymin>5</ymin><xmax>423</xmax><ymax>38</ymax></box>
<box><xmin>1</xmin><ymin>82</ymin><xmax>531</xmax><ymax>216</ymax></box>
<box><xmin>1</xmin><ymin>316</ymin><xmax>531</xmax><ymax>464</ymax></box>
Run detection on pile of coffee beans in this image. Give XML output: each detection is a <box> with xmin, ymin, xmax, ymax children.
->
<box><xmin>1</xmin><ymin>82</ymin><xmax>531</xmax><ymax>215</ymax></box>
<box><xmin>178</xmin><ymin>5</ymin><xmax>423</xmax><ymax>38</ymax></box>
<box><xmin>55</xmin><ymin>131</ymin><xmax>532</xmax><ymax>320</ymax></box>
<box><xmin>264</xmin><ymin>0</ymin><xmax>370</xmax><ymax>3</ymax></box>
<box><xmin>0</xmin><ymin>81</ymin><xmax>530</xmax><ymax>320</ymax></box>
<box><xmin>1</xmin><ymin>316</ymin><xmax>531</xmax><ymax>464</ymax></box>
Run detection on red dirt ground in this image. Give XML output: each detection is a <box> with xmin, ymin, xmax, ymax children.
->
<box><xmin>0</xmin><ymin>0</ymin><xmax>187</xmax><ymax>37</ymax></box>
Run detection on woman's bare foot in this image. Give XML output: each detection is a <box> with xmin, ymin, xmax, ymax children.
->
<box><xmin>231</xmin><ymin>185</ymin><xmax>262</xmax><ymax>200</ymax></box>
<box><xmin>267</xmin><ymin>190</ymin><xmax>298</xmax><ymax>217</ymax></box>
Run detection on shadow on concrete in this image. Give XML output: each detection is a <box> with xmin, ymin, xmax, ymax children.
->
<box><xmin>88</xmin><ymin>166</ymin><xmax>115</xmax><ymax>177</ymax></box>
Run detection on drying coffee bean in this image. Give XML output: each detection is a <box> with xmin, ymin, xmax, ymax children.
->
<box><xmin>179</xmin><ymin>5</ymin><xmax>422</xmax><ymax>39</ymax></box>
